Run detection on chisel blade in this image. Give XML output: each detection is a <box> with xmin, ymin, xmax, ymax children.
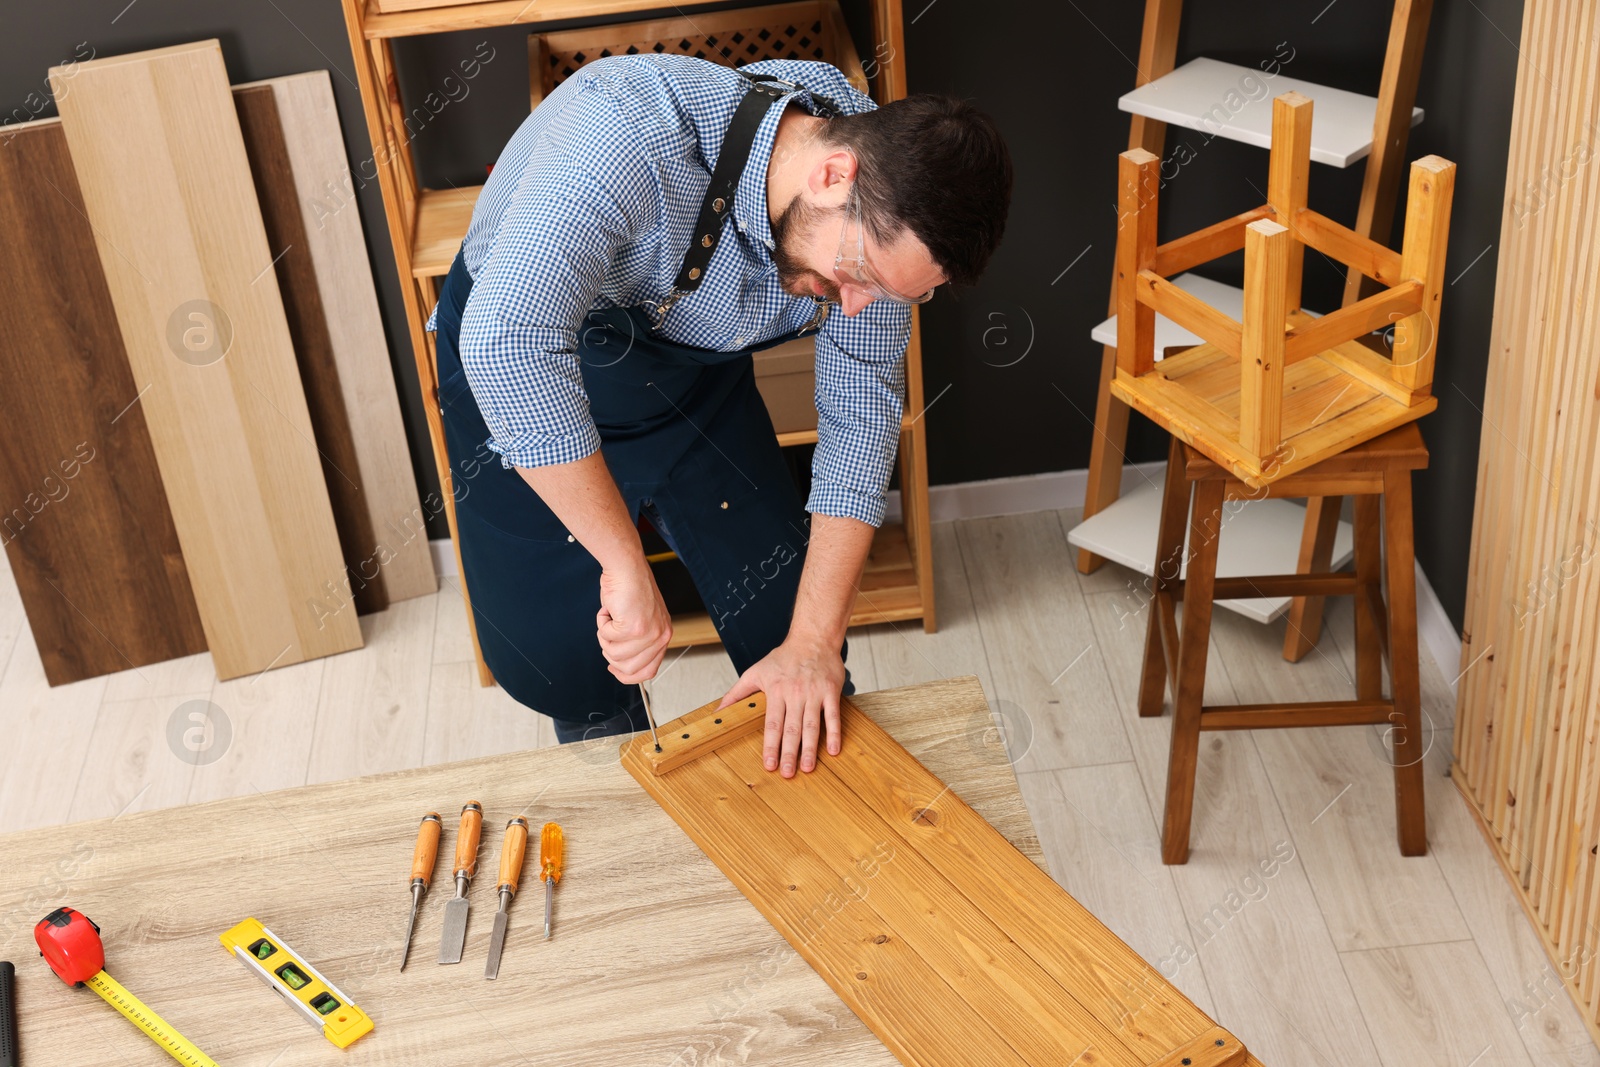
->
<box><xmin>438</xmin><ymin>896</ymin><xmax>470</xmax><ymax>964</ymax></box>
<box><xmin>484</xmin><ymin>909</ymin><xmax>509</xmax><ymax>979</ymax></box>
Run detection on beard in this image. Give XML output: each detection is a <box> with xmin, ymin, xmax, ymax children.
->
<box><xmin>770</xmin><ymin>194</ymin><xmax>843</xmax><ymax>303</ymax></box>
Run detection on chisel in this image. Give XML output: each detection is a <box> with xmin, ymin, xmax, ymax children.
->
<box><xmin>483</xmin><ymin>817</ymin><xmax>528</xmax><ymax>980</ymax></box>
<box><xmin>437</xmin><ymin>801</ymin><xmax>483</xmax><ymax>965</ymax></box>
<box><xmin>399</xmin><ymin>812</ymin><xmax>441</xmax><ymax>972</ymax></box>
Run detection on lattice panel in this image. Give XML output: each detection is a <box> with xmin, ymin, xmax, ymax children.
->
<box><xmin>547</xmin><ymin>19</ymin><xmax>832</xmax><ymax>87</ymax></box>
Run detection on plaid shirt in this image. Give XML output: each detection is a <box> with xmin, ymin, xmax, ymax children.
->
<box><xmin>433</xmin><ymin>54</ymin><xmax>911</xmax><ymax>527</ymax></box>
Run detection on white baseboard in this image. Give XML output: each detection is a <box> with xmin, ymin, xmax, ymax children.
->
<box><xmin>428</xmin><ymin>461</ymin><xmax>1463</xmax><ymax>685</ymax></box>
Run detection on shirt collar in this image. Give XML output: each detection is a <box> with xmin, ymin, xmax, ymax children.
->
<box><xmin>732</xmin><ymin>87</ymin><xmax>824</xmax><ymax>255</ymax></box>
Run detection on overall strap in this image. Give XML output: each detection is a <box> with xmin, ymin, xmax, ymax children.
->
<box><xmin>658</xmin><ymin>71</ymin><xmax>841</xmax><ymax>317</ymax></box>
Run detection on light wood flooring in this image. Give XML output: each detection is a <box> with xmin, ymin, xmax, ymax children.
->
<box><xmin>0</xmin><ymin>509</ymin><xmax>1593</xmax><ymax>1067</ymax></box>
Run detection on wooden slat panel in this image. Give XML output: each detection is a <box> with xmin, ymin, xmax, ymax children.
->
<box><xmin>0</xmin><ymin>119</ymin><xmax>208</xmax><ymax>685</ymax></box>
<box><xmin>235</xmin><ymin>72</ymin><xmax>436</xmax><ymax>608</ymax></box>
<box><xmin>1453</xmin><ymin>0</ymin><xmax>1600</xmax><ymax>1045</ymax></box>
<box><xmin>50</xmin><ymin>41</ymin><xmax>362</xmax><ymax>679</ymax></box>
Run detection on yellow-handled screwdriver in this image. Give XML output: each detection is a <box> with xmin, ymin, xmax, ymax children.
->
<box><xmin>540</xmin><ymin>822</ymin><xmax>564</xmax><ymax>940</ymax></box>
<box><xmin>400</xmin><ymin>812</ymin><xmax>441</xmax><ymax>971</ymax></box>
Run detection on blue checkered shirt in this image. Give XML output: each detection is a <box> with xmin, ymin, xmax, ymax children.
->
<box><xmin>432</xmin><ymin>54</ymin><xmax>910</xmax><ymax>527</ymax></box>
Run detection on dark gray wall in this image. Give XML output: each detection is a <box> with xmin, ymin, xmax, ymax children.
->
<box><xmin>1</xmin><ymin>0</ymin><xmax>1521</xmax><ymax>628</ymax></box>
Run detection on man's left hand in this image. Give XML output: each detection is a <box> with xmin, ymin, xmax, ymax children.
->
<box><xmin>718</xmin><ymin>636</ymin><xmax>844</xmax><ymax>777</ymax></box>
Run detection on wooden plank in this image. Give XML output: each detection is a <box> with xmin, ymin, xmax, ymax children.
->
<box><xmin>1137</xmin><ymin>271</ymin><xmax>1244</xmax><ymax>358</ymax></box>
<box><xmin>1265</xmin><ymin>93</ymin><xmax>1312</xmax><ymax>312</ymax></box>
<box><xmin>1150</xmin><ymin>206</ymin><xmax>1272</xmax><ymax>278</ymax></box>
<box><xmin>1391</xmin><ymin>156</ymin><xmax>1456</xmax><ymax>395</ymax></box>
<box><xmin>1117</xmin><ymin>149</ymin><xmax>1161</xmax><ymax>378</ymax></box>
<box><xmin>643</xmin><ymin>691</ymin><xmax>767</xmax><ymax>774</ymax></box>
<box><xmin>1295</xmin><ymin>208</ymin><xmax>1403</xmax><ymax>287</ymax></box>
<box><xmin>716</xmin><ymin>733</ymin><xmax>1144</xmax><ymax>1066</ymax></box>
<box><xmin>1239</xmin><ymin>220</ymin><xmax>1290</xmax><ymax>460</ymax></box>
<box><xmin>235</xmin><ymin>73</ymin><xmax>436</xmax><ymax>607</ymax></box>
<box><xmin>0</xmin><ymin>118</ymin><xmax>208</xmax><ymax>685</ymax></box>
<box><xmin>623</xmin><ymin>696</ymin><xmax>1250</xmax><ymax>1066</ymax></box>
<box><xmin>50</xmin><ymin>40</ymin><xmax>362</xmax><ymax>679</ymax></box>
<box><xmin>1281</xmin><ymin>280</ymin><xmax>1422</xmax><ymax>365</ymax></box>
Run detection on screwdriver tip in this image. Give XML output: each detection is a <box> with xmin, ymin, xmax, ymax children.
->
<box><xmin>654</xmin><ymin>743</ymin><xmax>662</xmax><ymax>752</ymax></box>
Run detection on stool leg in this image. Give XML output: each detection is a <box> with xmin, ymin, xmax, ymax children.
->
<box><xmin>1382</xmin><ymin>469</ymin><xmax>1427</xmax><ymax>856</ymax></box>
<box><xmin>1162</xmin><ymin>477</ymin><xmax>1225</xmax><ymax>865</ymax></box>
<box><xmin>1352</xmin><ymin>494</ymin><xmax>1384</xmax><ymax>701</ymax></box>
<box><xmin>1140</xmin><ymin>438</ymin><xmax>1191</xmax><ymax>718</ymax></box>
<box><xmin>1283</xmin><ymin>496</ymin><xmax>1344</xmax><ymax>661</ymax></box>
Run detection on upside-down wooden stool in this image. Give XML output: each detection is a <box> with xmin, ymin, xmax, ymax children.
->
<box><xmin>1142</xmin><ymin>424</ymin><xmax>1429</xmax><ymax>864</ymax></box>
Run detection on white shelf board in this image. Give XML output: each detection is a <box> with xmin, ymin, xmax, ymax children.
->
<box><xmin>1118</xmin><ymin>57</ymin><xmax>1423</xmax><ymax>168</ymax></box>
<box><xmin>1066</xmin><ymin>477</ymin><xmax>1354</xmax><ymax>625</ymax></box>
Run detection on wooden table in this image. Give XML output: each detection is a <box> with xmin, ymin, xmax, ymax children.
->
<box><xmin>0</xmin><ymin>676</ymin><xmax>1042</xmax><ymax>1066</ymax></box>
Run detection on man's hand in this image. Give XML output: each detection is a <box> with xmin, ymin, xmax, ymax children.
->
<box><xmin>719</xmin><ymin>634</ymin><xmax>845</xmax><ymax>776</ymax></box>
<box><xmin>596</xmin><ymin>559</ymin><xmax>672</xmax><ymax>683</ymax></box>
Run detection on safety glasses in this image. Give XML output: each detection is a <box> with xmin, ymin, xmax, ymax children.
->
<box><xmin>833</xmin><ymin>183</ymin><xmax>936</xmax><ymax>306</ymax></box>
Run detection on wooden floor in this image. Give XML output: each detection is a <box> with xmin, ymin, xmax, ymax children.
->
<box><xmin>0</xmin><ymin>508</ymin><xmax>1593</xmax><ymax>1067</ymax></box>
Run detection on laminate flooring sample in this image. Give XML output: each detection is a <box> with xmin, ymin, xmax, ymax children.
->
<box><xmin>235</xmin><ymin>72</ymin><xmax>435</xmax><ymax>614</ymax></box>
<box><xmin>0</xmin><ymin>117</ymin><xmax>208</xmax><ymax>685</ymax></box>
<box><xmin>50</xmin><ymin>40</ymin><xmax>362</xmax><ymax>679</ymax></box>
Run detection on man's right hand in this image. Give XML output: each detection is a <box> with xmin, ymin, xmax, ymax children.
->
<box><xmin>595</xmin><ymin>559</ymin><xmax>672</xmax><ymax>683</ymax></box>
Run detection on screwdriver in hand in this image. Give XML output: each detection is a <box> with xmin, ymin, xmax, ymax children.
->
<box><xmin>540</xmin><ymin>822</ymin><xmax>564</xmax><ymax>940</ymax></box>
<box><xmin>399</xmin><ymin>812</ymin><xmax>441</xmax><ymax>972</ymax></box>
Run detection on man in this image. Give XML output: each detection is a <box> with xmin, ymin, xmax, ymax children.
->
<box><xmin>430</xmin><ymin>53</ymin><xmax>1010</xmax><ymax>777</ymax></box>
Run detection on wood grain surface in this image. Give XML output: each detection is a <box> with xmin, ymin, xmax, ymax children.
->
<box><xmin>234</xmin><ymin>72</ymin><xmax>435</xmax><ymax>611</ymax></box>
<box><xmin>0</xmin><ymin>118</ymin><xmax>208</xmax><ymax>685</ymax></box>
<box><xmin>622</xmin><ymin>689</ymin><xmax>1266</xmax><ymax>1066</ymax></box>
<box><xmin>49</xmin><ymin>41</ymin><xmax>362</xmax><ymax>679</ymax></box>
<box><xmin>1</xmin><ymin>677</ymin><xmax>1051</xmax><ymax>1067</ymax></box>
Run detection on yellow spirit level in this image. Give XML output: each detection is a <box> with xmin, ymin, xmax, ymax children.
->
<box><xmin>219</xmin><ymin>919</ymin><xmax>373</xmax><ymax>1049</ymax></box>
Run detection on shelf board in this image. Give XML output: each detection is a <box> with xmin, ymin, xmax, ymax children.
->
<box><xmin>412</xmin><ymin>185</ymin><xmax>482</xmax><ymax>278</ymax></box>
<box><xmin>365</xmin><ymin>0</ymin><xmax>741</xmax><ymax>39</ymax></box>
<box><xmin>668</xmin><ymin>520</ymin><xmax>922</xmax><ymax>647</ymax></box>
<box><xmin>1118</xmin><ymin>57</ymin><xmax>1423</xmax><ymax>169</ymax></box>
<box><xmin>1065</xmin><ymin>479</ymin><xmax>1353</xmax><ymax>625</ymax></box>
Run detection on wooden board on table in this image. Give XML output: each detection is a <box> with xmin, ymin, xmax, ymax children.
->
<box><xmin>234</xmin><ymin>72</ymin><xmax>436</xmax><ymax>613</ymax></box>
<box><xmin>0</xmin><ymin>117</ymin><xmax>209</xmax><ymax>686</ymax></box>
<box><xmin>622</xmin><ymin>690</ymin><xmax>1265</xmax><ymax>1067</ymax></box>
<box><xmin>3</xmin><ymin>677</ymin><xmax>1058</xmax><ymax>1067</ymax></box>
<box><xmin>49</xmin><ymin>41</ymin><xmax>362</xmax><ymax>679</ymax></box>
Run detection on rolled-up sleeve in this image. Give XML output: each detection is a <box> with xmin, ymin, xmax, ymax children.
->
<box><xmin>457</xmin><ymin>89</ymin><xmax>661</xmax><ymax>470</ymax></box>
<box><xmin>809</xmin><ymin>300</ymin><xmax>911</xmax><ymax>527</ymax></box>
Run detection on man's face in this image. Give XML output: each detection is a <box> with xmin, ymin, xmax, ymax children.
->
<box><xmin>769</xmin><ymin>191</ymin><xmax>944</xmax><ymax>317</ymax></box>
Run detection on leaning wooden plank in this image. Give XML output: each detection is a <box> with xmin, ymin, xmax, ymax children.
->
<box><xmin>623</xmin><ymin>697</ymin><xmax>1266</xmax><ymax>1067</ymax></box>
<box><xmin>0</xmin><ymin>118</ymin><xmax>208</xmax><ymax>685</ymax></box>
<box><xmin>235</xmin><ymin>72</ymin><xmax>435</xmax><ymax>610</ymax></box>
<box><xmin>50</xmin><ymin>40</ymin><xmax>362</xmax><ymax>678</ymax></box>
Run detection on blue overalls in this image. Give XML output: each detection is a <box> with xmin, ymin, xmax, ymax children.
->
<box><xmin>432</xmin><ymin>74</ymin><xmax>848</xmax><ymax>734</ymax></box>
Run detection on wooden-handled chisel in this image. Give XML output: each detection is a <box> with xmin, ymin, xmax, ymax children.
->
<box><xmin>437</xmin><ymin>801</ymin><xmax>482</xmax><ymax>964</ymax></box>
<box><xmin>483</xmin><ymin>817</ymin><xmax>528</xmax><ymax>980</ymax></box>
<box><xmin>399</xmin><ymin>812</ymin><xmax>441</xmax><ymax>972</ymax></box>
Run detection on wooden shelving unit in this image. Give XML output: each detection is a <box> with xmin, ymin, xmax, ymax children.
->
<box><xmin>1072</xmin><ymin>0</ymin><xmax>1433</xmax><ymax>660</ymax></box>
<box><xmin>338</xmin><ymin>0</ymin><xmax>932</xmax><ymax>687</ymax></box>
